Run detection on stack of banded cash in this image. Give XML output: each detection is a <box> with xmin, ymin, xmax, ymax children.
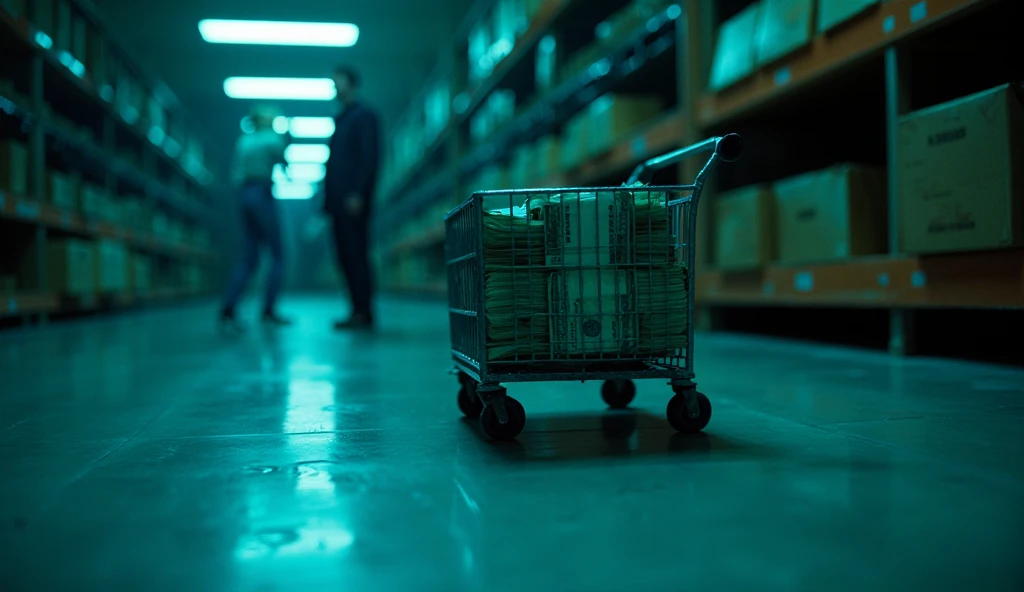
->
<box><xmin>481</xmin><ymin>187</ymin><xmax>688</xmax><ymax>362</ymax></box>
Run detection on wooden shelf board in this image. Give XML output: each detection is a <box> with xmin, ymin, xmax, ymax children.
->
<box><xmin>0</xmin><ymin>292</ymin><xmax>59</xmax><ymax>317</ymax></box>
<box><xmin>0</xmin><ymin>191</ymin><xmax>216</xmax><ymax>263</ymax></box>
<box><xmin>697</xmin><ymin>251</ymin><xmax>1024</xmax><ymax>309</ymax></box>
<box><xmin>698</xmin><ymin>0</ymin><xmax>996</xmax><ymax>128</ymax></box>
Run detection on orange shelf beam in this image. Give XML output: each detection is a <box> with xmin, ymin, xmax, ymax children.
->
<box><xmin>696</xmin><ymin>251</ymin><xmax>1024</xmax><ymax>309</ymax></box>
<box><xmin>698</xmin><ymin>0</ymin><xmax>997</xmax><ymax>128</ymax></box>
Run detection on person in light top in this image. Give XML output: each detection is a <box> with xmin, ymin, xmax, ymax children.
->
<box><xmin>219</xmin><ymin>104</ymin><xmax>291</xmax><ymax>331</ymax></box>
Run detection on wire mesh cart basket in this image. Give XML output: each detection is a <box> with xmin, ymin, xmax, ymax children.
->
<box><xmin>445</xmin><ymin>134</ymin><xmax>743</xmax><ymax>440</ymax></box>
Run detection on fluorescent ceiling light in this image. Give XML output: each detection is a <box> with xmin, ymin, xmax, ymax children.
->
<box><xmin>223</xmin><ymin>77</ymin><xmax>336</xmax><ymax>100</ymax></box>
<box><xmin>199</xmin><ymin>19</ymin><xmax>359</xmax><ymax>47</ymax></box>
<box><xmin>285</xmin><ymin>116</ymin><xmax>336</xmax><ymax>138</ymax></box>
<box><xmin>273</xmin><ymin>182</ymin><xmax>316</xmax><ymax>200</ymax></box>
<box><xmin>285</xmin><ymin>144</ymin><xmax>330</xmax><ymax>164</ymax></box>
<box><xmin>273</xmin><ymin>163</ymin><xmax>326</xmax><ymax>183</ymax></box>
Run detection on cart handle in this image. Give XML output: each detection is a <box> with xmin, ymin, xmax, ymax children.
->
<box><xmin>626</xmin><ymin>133</ymin><xmax>743</xmax><ymax>185</ymax></box>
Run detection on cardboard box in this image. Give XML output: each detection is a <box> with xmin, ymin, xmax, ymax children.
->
<box><xmin>27</xmin><ymin>0</ymin><xmax>54</xmax><ymax>35</ymax></box>
<box><xmin>817</xmin><ymin>0</ymin><xmax>878</xmax><ymax>33</ymax></box>
<box><xmin>71</xmin><ymin>13</ymin><xmax>88</xmax><ymax>59</ymax></box>
<box><xmin>774</xmin><ymin>165</ymin><xmax>887</xmax><ymax>264</ymax></box>
<box><xmin>710</xmin><ymin>3</ymin><xmax>761</xmax><ymax>91</ymax></box>
<box><xmin>713</xmin><ymin>185</ymin><xmax>776</xmax><ymax>270</ymax></box>
<box><xmin>80</xmin><ymin>183</ymin><xmax>106</xmax><ymax>218</ymax></box>
<box><xmin>534</xmin><ymin>135</ymin><xmax>560</xmax><ymax>180</ymax></box>
<box><xmin>0</xmin><ymin>275</ymin><xmax>15</xmax><ymax>295</ymax></box>
<box><xmin>898</xmin><ymin>84</ymin><xmax>1024</xmax><ymax>254</ymax></box>
<box><xmin>131</xmin><ymin>254</ymin><xmax>152</xmax><ymax>295</ymax></box>
<box><xmin>587</xmin><ymin>94</ymin><xmax>663</xmax><ymax>157</ymax></box>
<box><xmin>20</xmin><ymin>238</ymin><xmax>95</xmax><ymax>295</ymax></box>
<box><xmin>755</xmin><ymin>0</ymin><xmax>815</xmax><ymax>66</ymax></box>
<box><xmin>54</xmin><ymin>0</ymin><xmax>72</xmax><ymax>51</ymax></box>
<box><xmin>0</xmin><ymin>140</ymin><xmax>29</xmax><ymax>195</ymax></box>
<box><xmin>509</xmin><ymin>142</ymin><xmax>535</xmax><ymax>188</ymax></box>
<box><xmin>560</xmin><ymin>112</ymin><xmax>590</xmax><ymax>171</ymax></box>
<box><xmin>0</xmin><ymin>0</ymin><xmax>27</xmax><ymax>19</ymax></box>
<box><xmin>47</xmin><ymin>171</ymin><xmax>79</xmax><ymax>210</ymax></box>
<box><xmin>95</xmin><ymin>240</ymin><xmax>128</xmax><ymax>292</ymax></box>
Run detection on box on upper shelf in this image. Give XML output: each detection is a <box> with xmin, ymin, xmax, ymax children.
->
<box><xmin>47</xmin><ymin>170</ymin><xmax>79</xmax><ymax>210</ymax></box>
<box><xmin>20</xmin><ymin>237</ymin><xmax>96</xmax><ymax>295</ymax></box>
<box><xmin>817</xmin><ymin>0</ymin><xmax>879</xmax><ymax>33</ymax></box>
<box><xmin>755</xmin><ymin>0</ymin><xmax>815</xmax><ymax>66</ymax></box>
<box><xmin>0</xmin><ymin>0</ymin><xmax>26</xmax><ymax>18</ymax></box>
<box><xmin>131</xmin><ymin>253</ymin><xmax>152</xmax><ymax>296</ymax></box>
<box><xmin>0</xmin><ymin>274</ymin><xmax>15</xmax><ymax>295</ymax></box>
<box><xmin>898</xmin><ymin>84</ymin><xmax>1024</xmax><ymax>255</ymax></box>
<box><xmin>0</xmin><ymin>140</ymin><xmax>29</xmax><ymax>196</ymax></box>
<box><xmin>774</xmin><ymin>164</ymin><xmax>887</xmax><ymax>264</ymax></box>
<box><xmin>713</xmin><ymin>185</ymin><xmax>777</xmax><ymax>270</ymax></box>
<box><xmin>79</xmin><ymin>183</ymin><xmax>107</xmax><ymax>218</ymax></box>
<box><xmin>27</xmin><ymin>0</ymin><xmax>54</xmax><ymax>36</ymax></box>
<box><xmin>560</xmin><ymin>112</ymin><xmax>590</xmax><ymax>171</ymax></box>
<box><xmin>95</xmin><ymin>239</ymin><xmax>129</xmax><ymax>293</ymax></box>
<box><xmin>586</xmin><ymin>93</ymin><xmax>663</xmax><ymax>158</ymax></box>
<box><xmin>54</xmin><ymin>0</ymin><xmax>72</xmax><ymax>51</ymax></box>
<box><xmin>533</xmin><ymin>135</ymin><xmax>560</xmax><ymax>181</ymax></box>
<box><xmin>709</xmin><ymin>3</ymin><xmax>761</xmax><ymax>91</ymax></box>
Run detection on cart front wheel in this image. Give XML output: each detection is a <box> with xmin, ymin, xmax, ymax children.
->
<box><xmin>667</xmin><ymin>390</ymin><xmax>712</xmax><ymax>433</ymax></box>
<box><xmin>601</xmin><ymin>379</ymin><xmax>636</xmax><ymax>409</ymax></box>
<box><xmin>479</xmin><ymin>396</ymin><xmax>526</xmax><ymax>441</ymax></box>
<box><xmin>458</xmin><ymin>384</ymin><xmax>484</xmax><ymax>418</ymax></box>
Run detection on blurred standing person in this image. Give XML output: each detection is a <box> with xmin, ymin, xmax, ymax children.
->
<box><xmin>219</xmin><ymin>105</ymin><xmax>292</xmax><ymax>331</ymax></box>
<box><xmin>324</xmin><ymin>65</ymin><xmax>380</xmax><ymax>331</ymax></box>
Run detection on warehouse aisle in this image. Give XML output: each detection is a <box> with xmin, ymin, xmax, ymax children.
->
<box><xmin>1</xmin><ymin>296</ymin><xmax>1022</xmax><ymax>591</ymax></box>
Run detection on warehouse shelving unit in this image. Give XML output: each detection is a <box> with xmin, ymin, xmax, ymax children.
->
<box><xmin>377</xmin><ymin>0</ymin><xmax>1022</xmax><ymax>357</ymax></box>
<box><xmin>0</xmin><ymin>1</ymin><xmax>218</xmax><ymax>326</ymax></box>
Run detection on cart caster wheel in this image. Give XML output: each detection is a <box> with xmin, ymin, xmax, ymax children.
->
<box><xmin>458</xmin><ymin>384</ymin><xmax>484</xmax><ymax>418</ymax></box>
<box><xmin>601</xmin><ymin>379</ymin><xmax>636</xmax><ymax>409</ymax></box>
<box><xmin>667</xmin><ymin>391</ymin><xmax>712</xmax><ymax>433</ymax></box>
<box><xmin>479</xmin><ymin>397</ymin><xmax>526</xmax><ymax>441</ymax></box>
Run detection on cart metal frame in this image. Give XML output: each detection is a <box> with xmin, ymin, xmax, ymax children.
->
<box><xmin>445</xmin><ymin>134</ymin><xmax>742</xmax><ymax>439</ymax></box>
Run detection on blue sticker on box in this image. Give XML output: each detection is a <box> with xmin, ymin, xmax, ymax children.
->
<box><xmin>911</xmin><ymin>271</ymin><xmax>927</xmax><ymax>288</ymax></box>
<box><xmin>0</xmin><ymin>191</ymin><xmax>5</xmax><ymax>207</ymax></box>
<box><xmin>910</xmin><ymin>1</ymin><xmax>928</xmax><ymax>23</ymax></box>
<box><xmin>774</xmin><ymin>67</ymin><xmax>792</xmax><ymax>87</ymax></box>
<box><xmin>631</xmin><ymin>137</ymin><xmax>647</xmax><ymax>158</ymax></box>
<box><xmin>883</xmin><ymin>16</ymin><xmax>896</xmax><ymax>34</ymax></box>
<box><xmin>877</xmin><ymin>273</ymin><xmax>890</xmax><ymax>288</ymax></box>
<box><xmin>7</xmin><ymin>298</ymin><xmax>15</xmax><ymax>313</ymax></box>
<box><xmin>763</xmin><ymin>280</ymin><xmax>775</xmax><ymax>297</ymax></box>
<box><xmin>794</xmin><ymin>272</ymin><xmax>814</xmax><ymax>292</ymax></box>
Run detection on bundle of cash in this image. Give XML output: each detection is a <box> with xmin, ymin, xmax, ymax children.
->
<box><xmin>478</xmin><ymin>185</ymin><xmax>689</xmax><ymax>363</ymax></box>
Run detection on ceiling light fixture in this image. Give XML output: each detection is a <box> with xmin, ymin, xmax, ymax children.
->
<box><xmin>223</xmin><ymin>77</ymin><xmax>336</xmax><ymax>100</ymax></box>
<box><xmin>279</xmin><ymin>116</ymin><xmax>336</xmax><ymax>138</ymax></box>
<box><xmin>272</xmin><ymin>182</ymin><xmax>317</xmax><ymax>200</ymax></box>
<box><xmin>273</xmin><ymin>163</ymin><xmax>327</xmax><ymax>183</ymax></box>
<box><xmin>285</xmin><ymin>144</ymin><xmax>331</xmax><ymax>164</ymax></box>
<box><xmin>199</xmin><ymin>19</ymin><xmax>359</xmax><ymax>47</ymax></box>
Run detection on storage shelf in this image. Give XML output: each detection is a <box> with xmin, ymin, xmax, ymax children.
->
<box><xmin>0</xmin><ymin>9</ymin><xmax>214</xmax><ymax>201</ymax></box>
<box><xmin>697</xmin><ymin>251</ymin><xmax>1024</xmax><ymax>309</ymax></box>
<box><xmin>0</xmin><ymin>191</ymin><xmax>215</xmax><ymax>263</ymax></box>
<box><xmin>384</xmin><ymin>281</ymin><xmax>448</xmax><ymax>296</ymax></box>
<box><xmin>383</xmin><ymin>0</ymin><xmax>574</xmax><ymax>205</ymax></box>
<box><xmin>0</xmin><ymin>293</ymin><xmax>59</xmax><ymax>318</ymax></box>
<box><xmin>0</xmin><ymin>288</ymin><xmax>210</xmax><ymax>319</ymax></box>
<box><xmin>698</xmin><ymin>0</ymin><xmax>996</xmax><ymax>128</ymax></box>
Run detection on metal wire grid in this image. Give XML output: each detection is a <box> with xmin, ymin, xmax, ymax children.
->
<box><xmin>446</xmin><ymin>185</ymin><xmax>697</xmax><ymax>384</ymax></box>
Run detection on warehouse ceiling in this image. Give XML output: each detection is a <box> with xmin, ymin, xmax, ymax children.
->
<box><xmin>98</xmin><ymin>0</ymin><xmax>473</xmax><ymax>173</ymax></box>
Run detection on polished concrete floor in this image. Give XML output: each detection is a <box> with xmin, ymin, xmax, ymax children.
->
<box><xmin>1</xmin><ymin>296</ymin><xmax>1023</xmax><ymax>591</ymax></box>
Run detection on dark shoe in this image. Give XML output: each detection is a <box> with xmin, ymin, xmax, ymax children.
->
<box><xmin>261</xmin><ymin>312</ymin><xmax>293</xmax><ymax>327</ymax></box>
<box><xmin>219</xmin><ymin>310</ymin><xmax>247</xmax><ymax>334</ymax></box>
<box><xmin>333</xmin><ymin>315</ymin><xmax>373</xmax><ymax>331</ymax></box>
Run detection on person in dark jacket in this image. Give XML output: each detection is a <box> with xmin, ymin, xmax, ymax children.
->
<box><xmin>324</xmin><ymin>65</ymin><xmax>380</xmax><ymax>330</ymax></box>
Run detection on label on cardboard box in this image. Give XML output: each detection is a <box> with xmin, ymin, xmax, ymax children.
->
<box><xmin>898</xmin><ymin>84</ymin><xmax>1023</xmax><ymax>254</ymax></box>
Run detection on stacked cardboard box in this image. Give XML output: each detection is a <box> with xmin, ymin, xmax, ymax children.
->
<box><xmin>0</xmin><ymin>140</ymin><xmax>28</xmax><ymax>195</ymax></box>
<box><xmin>817</xmin><ymin>0</ymin><xmax>879</xmax><ymax>33</ymax></box>
<box><xmin>897</xmin><ymin>84</ymin><xmax>1024</xmax><ymax>254</ymax></box>
<box><xmin>712</xmin><ymin>185</ymin><xmax>777</xmax><ymax>270</ymax></box>
<box><xmin>755</xmin><ymin>0</ymin><xmax>814</xmax><ymax>66</ymax></box>
<box><xmin>131</xmin><ymin>253</ymin><xmax>152</xmax><ymax>296</ymax></box>
<box><xmin>773</xmin><ymin>165</ymin><xmax>887</xmax><ymax>264</ymax></box>
<box><xmin>28</xmin><ymin>0</ymin><xmax>55</xmax><ymax>37</ymax></box>
<box><xmin>94</xmin><ymin>240</ymin><xmax>129</xmax><ymax>292</ymax></box>
<box><xmin>20</xmin><ymin>238</ymin><xmax>95</xmax><ymax>295</ymax></box>
<box><xmin>533</xmin><ymin>135</ymin><xmax>560</xmax><ymax>181</ymax></box>
<box><xmin>560</xmin><ymin>112</ymin><xmax>589</xmax><ymax>171</ymax></box>
<box><xmin>79</xmin><ymin>183</ymin><xmax>106</xmax><ymax>218</ymax></box>
<box><xmin>0</xmin><ymin>0</ymin><xmax>26</xmax><ymax>19</ymax></box>
<box><xmin>709</xmin><ymin>3</ymin><xmax>761</xmax><ymax>90</ymax></box>
<box><xmin>586</xmin><ymin>93</ymin><xmax>663</xmax><ymax>158</ymax></box>
<box><xmin>47</xmin><ymin>170</ymin><xmax>79</xmax><ymax>210</ymax></box>
<box><xmin>0</xmin><ymin>275</ymin><xmax>15</xmax><ymax>295</ymax></box>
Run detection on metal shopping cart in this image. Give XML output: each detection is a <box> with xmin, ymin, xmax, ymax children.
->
<box><xmin>445</xmin><ymin>134</ymin><xmax>743</xmax><ymax>440</ymax></box>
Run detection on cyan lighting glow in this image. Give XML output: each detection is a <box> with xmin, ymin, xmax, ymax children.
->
<box><xmin>272</xmin><ymin>182</ymin><xmax>316</xmax><ymax>200</ymax></box>
<box><xmin>273</xmin><ymin>163</ymin><xmax>326</xmax><ymax>183</ymax></box>
<box><xmin>285</xmin><ymin>144</ymin><xmax>330</xmax><ymax>164</ymax></box>
<box><xmin>34</xmin><ymin>32</ymin><xmax>53</xmax><ymax>50</ymax></box>
<box><xmin>223</xmin><ymin>77</ymin><xmax>336</xmax><ymax>100</ymax></box>
<box><xmin>199</xmin><ymin>20</ymin><xmax>359</xmax><ymax>47</ymax></box>
<box><xmin>272</xmin><ymin>117</ymin><xmax>290</xmax><ymax>135</ymax></box>
<box><xmin>286</xmin><ymin>117</ymin><xmax>336</xmax><ymax>138</ymax></box>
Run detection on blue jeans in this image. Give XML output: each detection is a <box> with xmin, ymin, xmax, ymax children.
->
<box><xmin>222</xmin><ymin>182</ymin><xmax>283</xmax><ymax>315</ymax></box>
